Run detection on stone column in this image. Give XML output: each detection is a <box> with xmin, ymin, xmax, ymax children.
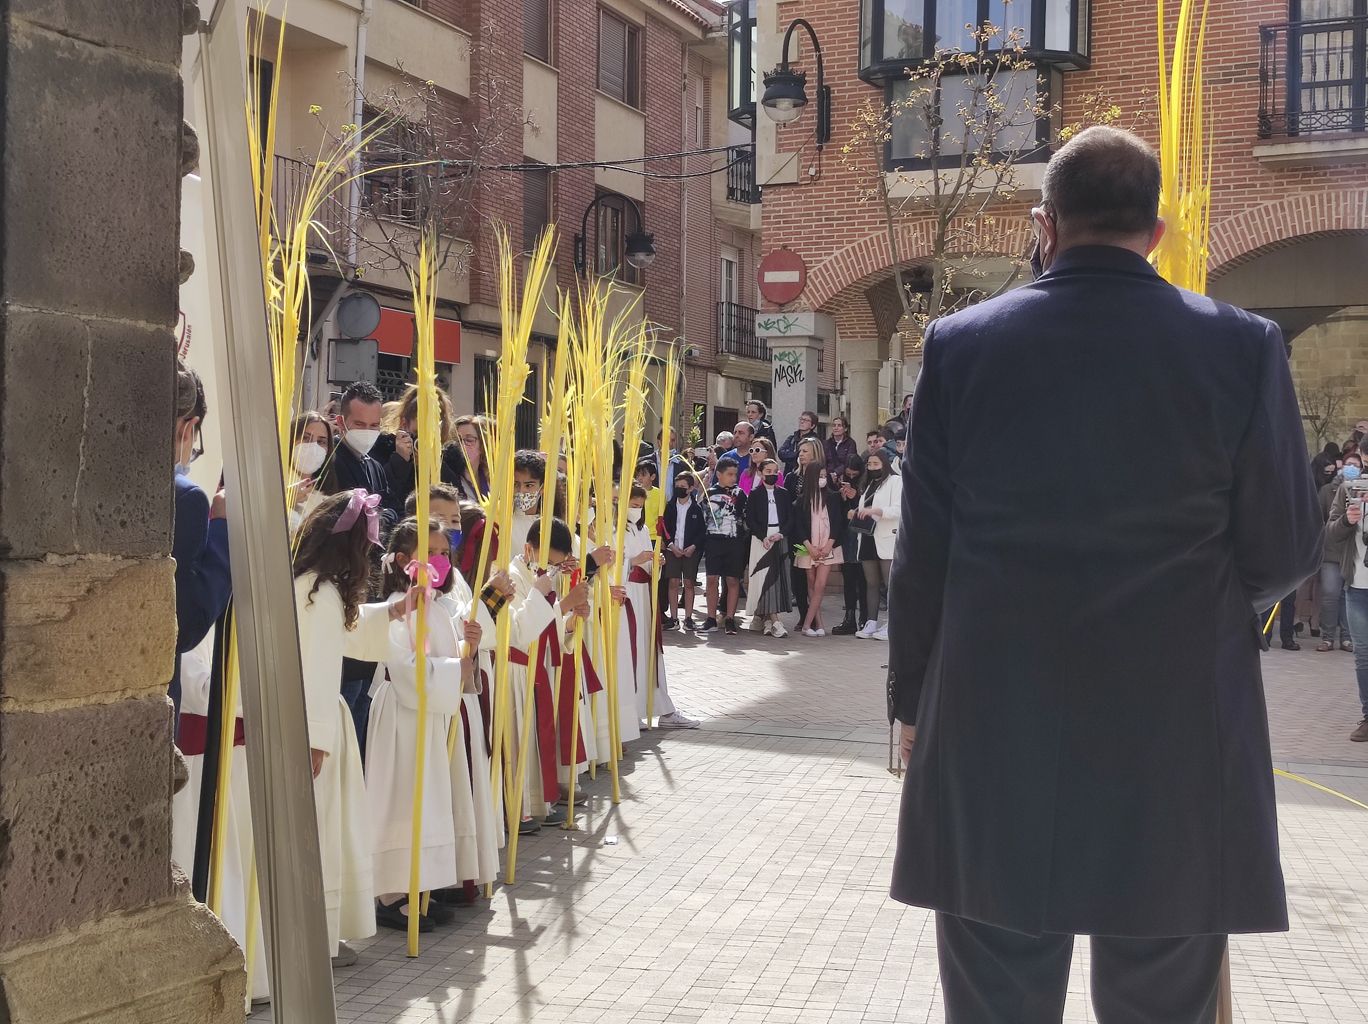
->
<box><xmin>0</xmin><ymin>3</ymin><xmax>245</xmax><ymax>1022</ymax></box>
<box><xmin>845</xmin><ymin>359</ymin><xmax>885</xmax><ymax>439</ymax></box>
<box><xmin>757</xmin><ymin>311</ymin><xmax>832</xmax><ymax>437</ymax></box>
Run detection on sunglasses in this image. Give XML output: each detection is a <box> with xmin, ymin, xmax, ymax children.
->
<box><xmin>748</xmin><ymin>446</ymin><xmax>764</xmax><ymax>454</ymax></box>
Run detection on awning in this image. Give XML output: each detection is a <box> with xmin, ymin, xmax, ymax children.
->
<box><xmin>374</xmin><ymin>307</ymin><xmax>461</xmax><ymax>364</ymax></box>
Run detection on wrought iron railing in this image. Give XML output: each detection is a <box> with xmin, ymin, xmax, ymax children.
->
<box><xmin>1259</xmin><ymin>16</ymin><xmax>1368</xmax><ymax>138</ymax></box>
<box><xmin>718</xmin><ymin>301</ymin><xmax>768</xmax><ymax>361</ymax></box>
<box><xmin>272</xmin><ymin>154</ymin><xmax>349</xmax><ymax>249</ymax></box>
<box><xmin>726</xmin><ymin>145</ymin><xmax>760</xmax><ymax>204</ymax></box>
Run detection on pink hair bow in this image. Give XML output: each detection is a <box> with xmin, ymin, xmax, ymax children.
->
<box><xmin>404</xmin><ymin>553</ymin><xmax>453</xmax><ymax>596</ymax></box>
<box><xmin>331</xmin><ymin>488</ymin><xmax>382</xmax><ymax>546</ymax></box>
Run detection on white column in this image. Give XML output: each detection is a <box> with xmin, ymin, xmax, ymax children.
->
<box><xmin>756</xmin><ymin>311</ymin><xmax>834</xmax><ymax>437</ymax></box>
<box><xmin>846</xmin><ymin>358</ymin><xmax>884</xmax><ymax>439</ymax></box>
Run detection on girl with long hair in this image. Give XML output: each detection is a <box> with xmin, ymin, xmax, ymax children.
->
<box><xmin>453</xmin><ymin>415</ymin><xmax>492</xmax><ymax>501</ymax></box>
<box><xmin>793</xmin><ymin>458</ymin><xmax>847</xmax><ymax>637</ymax></box>
<box><xmin>289</xmin><ymin>411</ymin><xmax>337</xmax><ymax>533</ymax></box>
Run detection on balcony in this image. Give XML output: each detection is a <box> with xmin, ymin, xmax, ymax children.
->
<box><xmin>718</xmin><ymin>301</ymin><xmax>767</xmax><ymax>361</ymax></box>
<box><xmin>726</xmin><ymin>145</ymin><xmax>760</xmax><ymax>204</ymax></box>
<box><xmin>1260</xmin><ymin>17</ymin><xmax>1367</xmax><ymax>139</ymax></box>
<box><xmin>272</xmin><ymin>154</ymin><xmax>348</xmax><ymax>252</ymax></box>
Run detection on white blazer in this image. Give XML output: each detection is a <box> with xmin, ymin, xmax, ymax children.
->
<box><xmin>861</xmin><ymin>473</ymin><xmax>903</xmax><ymax>560</ymax></box>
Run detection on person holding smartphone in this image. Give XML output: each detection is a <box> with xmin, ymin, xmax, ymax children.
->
<box><xmin>1328</xmin><ymin>477</ymin><xmax>1368</xmax><ymax>742</ymax></box>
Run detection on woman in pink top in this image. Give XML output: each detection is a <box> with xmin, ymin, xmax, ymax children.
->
<box><xmin>739</xmin><ymin>437</ymin><xmax>783</xmax><ymax>495</ymax></box>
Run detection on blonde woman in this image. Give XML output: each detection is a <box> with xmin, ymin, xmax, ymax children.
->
<box><xmin>453</xmin><ymin>415</ymin><xmax>491</xmax><ymax>502</ymax></box>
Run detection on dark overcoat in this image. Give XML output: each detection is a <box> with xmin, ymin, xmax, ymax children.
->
<box><xmin>887</xmin><ymin>245</ymin><xmax>1323</xmax><ymax>938</ymax></box>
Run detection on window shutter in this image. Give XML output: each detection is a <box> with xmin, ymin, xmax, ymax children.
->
<box><xmin>625</xmin><ymin>24</ymin><xmax>641</xmax><ymax>107</ymax></box>
<box><xmin>599</xmin><ymin>11</ymin><xmax>628</xmax><ymax>102</ymax></box>
<box><xmin>522</xmin><ymin>164</ymin><xmax>550</xmax><ymax>248</ymax></box>
<box><xmin>523</xmin><ymin>0</ymin><xmax>551</xmax><ymax>62</ymax></box>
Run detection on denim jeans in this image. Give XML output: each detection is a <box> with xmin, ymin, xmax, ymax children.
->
<box><xmin>1344</xmin><ymin>587</ymin><xmax>1368</xmax><ymax>719</ymax></box>
<box><xmin>1318</xmin><ymin>561</ymin><xmax>1349</xmax><ymax>643</ymax></box>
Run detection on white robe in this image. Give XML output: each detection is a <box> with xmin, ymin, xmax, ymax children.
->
<box><xmin>171</xmin><ymin>634</ymin><xmax>270</xmax><ymax>1002</ymax></box>
<box><xmin>624</xmin><ymin>524</ymin><xmax>675</xmax><ymax>721</ymax></box>
<box><xmin>505</xmin><ymin>557</ymin><xmax>561</xmax><ymax>817</ymax></box>
<box><xmin>296</xmin><ymin>573</ymin><xmax>392</xmax><ymax>954</ymax></box>
<box><xmin>364</xmin><ymin>594</ymin><xmax>469</xmax><ymax>898</ymax></box>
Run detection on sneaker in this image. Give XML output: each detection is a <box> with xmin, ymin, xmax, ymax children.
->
<box><xmin>724</xmin><ymin>618</ymin><xmax>739</xmax><ymax>635</ymax></box>
<box><xmin>1280</xmin><ymin>640</ymin><xmax>1301</xmax><ymax>651</ymax></box>
<box><xmin>699</xmin><ymin>617</ymin><xmax>718</xmax><ymax>633</ymax></box>
<box><xmin>542</xmin><ymin>806</ymin><xmax>567</xmax><ymax>826</ymax></box>
<box><xmin>855</xmin><ymin>619</ymin><xmax>879</xmax><ymax>639</ymax></box>
<box><xmin>1352</xmin><ymin>719</ymin><xmax>1368</xmax><ymax>743</ymax></box>
<box><xmin>762</xmin><ymin>620</ymin><xmax>775</xmax><ymax>636</ymax></box>
<box><xmin>657</xmin><ymin>711</ymin><xmax>701</xmax><ymax>729</ymax></box>
<box><xmin>331</xmin><ymin>941</ymin><xmax>359</xmax><ymax>969</ymax></box>
<box><xmin>555</xmin><ymin>790</ymin><xmax>588</xmax><ymax>807</ymax></box>
<box><xmin>872</xmin><ymin>624</ymin><xmax>889</xmax><ymax>641</ymax></box>
<box><xmin>1342</xmin><ymin>641</ymin><xmax>1355</xmax><ymax>654</ymax></box>
<box><xmin>770</xmin><ymin>621</ymin><xmax>788</xmax><ymax>638</ymax></box>
<box><xmin>803</xmin><ymin>627</ymin><xmax>820</xmax><ymax>638</ymax></box>
<box><xmin>749</xmin><ymin>616</ymin><xmax>766</xmax><ymax>632</ymax></box>
<box><xmin>832</xmin><ymin>618</ymin><xmax>858</xmax><ymax>636</ymax></box>
<box><xmin>663</xmin><ymin>616</ymin><xmax>679</xmax><ymax>630</ymax></box>
<box><xmin>1316</xmin><ymin>640</ymin><xmax>1335</xmax><ymax>652</ymax></box>
<box><xmin>518</xmin><ymin>817</ymin><xmax>541</xmax><ymax>836</ymax></box>
<box><xmin>682</xmin><ymin>616</ymin><xmax>698</xmax><ymax>631</ymax></box>
<box><xmin>812</xmin><ymin>628</ymin><xmax>826</xmax><ymax>637</ymax></box>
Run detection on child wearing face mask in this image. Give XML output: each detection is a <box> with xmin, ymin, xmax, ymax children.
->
<box><xmin>365</xmin><ymin>519</ymin><xmax>481</xmax><ymax>933</ymax></box>
<box><xmin>743</xmin><ymin>457</ymin><xmax>796</xmax><ymax>638</ymax></box>
<box><xmin>662</xmin><ymin>470</ymin><xmax>707</xmax><ymax>629</ymax></box>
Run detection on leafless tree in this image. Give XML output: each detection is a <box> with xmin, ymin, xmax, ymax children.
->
<box><xmin>1299</xmin><ymin>376</ymin><xmax>1354</xmax><ymax>451</ymax></box>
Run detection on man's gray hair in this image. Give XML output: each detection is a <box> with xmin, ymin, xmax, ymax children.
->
<box><xmin>1040</xmin><ymin>126</ymin><xmax>1161</xmax><ymax>238</ymax></box>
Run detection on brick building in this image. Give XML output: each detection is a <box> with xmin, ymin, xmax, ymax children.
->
<box><xmin>739</xmin><ymin>0</ymin><xmax>1368</xmax><ymax>446</ymax></box>
<box><xmin>215</xmin><ymin>0</ymin><xmax>773</xmax><ymax>448</ymax></box>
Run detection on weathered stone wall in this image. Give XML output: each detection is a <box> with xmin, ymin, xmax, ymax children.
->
<box><xmin>0</xmin><ymin>2</ymin><xmax>245</xmax><ymax>1020</ymax></box>
<box><xmin>1290</xmin><ymin>307</ymin><xmax>1368</xmax><ymax>451</ymax></box>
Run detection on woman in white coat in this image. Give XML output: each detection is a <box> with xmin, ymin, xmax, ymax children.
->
<box><xmin>849</xmin><ymin>449</ymin><xmax>902</xmax><ymax>640</ymax></box>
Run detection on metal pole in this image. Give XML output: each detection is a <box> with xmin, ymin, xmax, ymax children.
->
<box><xmin>195</xmin><ymin>2</ymin><xmax>338</xmax><ymax>1019</ymax></box>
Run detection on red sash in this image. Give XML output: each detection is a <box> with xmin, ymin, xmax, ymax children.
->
<box><xmin>177</xmin><ymin>713</ymin><xmax>244</xmax><ymax>757</ymax></box>
<box><xmin>623</xmin><ymin>599</ymin><xmax>641</xmax><ymax>690</ymax></box>
<box><xmin>508</xmin><ymin>637</ymin><xmax>561</xmax><ymax>803</ymax></box>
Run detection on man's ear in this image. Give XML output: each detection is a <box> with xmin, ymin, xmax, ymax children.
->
<box><xmin>1146</xmin><ymin>218</ymin><xmax>1167</xmax><ymax>256</ymax></box>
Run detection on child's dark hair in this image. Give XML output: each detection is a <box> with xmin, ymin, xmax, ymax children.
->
<box><xmin>674</xmin><ymin>468</ymin><xmax>696</xmax><ymax>487</ymax></box>
<box><xmin>514</xmin><ymin>449</ymin><xmax>547</xmax><ymax>483</ymax></box>
<box><xmin>715</xmin><ymin>456</ymin><xmax>739</xmax><ymax>477</ymax></box>
<box><xmin>629</xmin><ymin>483</ymin><xmax>647</xmax><ymax>501</ymax></box>
<box><xmin>383</xmin><ymin>517</ymin><xmax>453</xmax><ymax>597</ymax></box>
<box><xmin>293</xmin><ymin>492</ymin><xmax>377</xmax><ymax>630</ymax></box>
<box><xmin>634</xmin><ymin>460</ymin><xmax>657</xmax><ymax>482</ymax></box>
<box><xmin>527</xmin><ymin>517</ymin><xmax>573</xmax><ymax>557</ymax></box>
<box><xmin>404</xmin><ymin>481</ymin><xmax>461</xmax><ymax>517</ymax></box>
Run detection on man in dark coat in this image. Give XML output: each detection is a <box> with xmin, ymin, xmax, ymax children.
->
<box><xmin>887</xmin><ymin>127</ymin><xmax>1323</xmax><ymax>1023</ymax></box>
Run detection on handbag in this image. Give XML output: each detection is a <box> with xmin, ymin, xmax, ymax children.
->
<box><xmin>848</xmin><ymin>515</ymin><xmax>876</xmax><ymax>537</ymax></box>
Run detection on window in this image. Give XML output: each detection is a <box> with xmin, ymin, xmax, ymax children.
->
<box><xmin>594</xmin><ymin>191</ymin><xmax>643</xmax><ymax>284</ymax></box>
<box><xmin>694</xmin><ymin>77</ymin><xmax>706</xmax><ymax>145</ymax></box>
<box><xmin>727</xmin><ymin>1</ymin><xmax>758</xmax><ymax>127</ymax></box>
<box><xmin>599</xmin><ymin>9</ymin><xmax>642</xmax><ymax>107</ymax></box>
<box><xmin>887</xmin><ymin>65</ymin><xmax>1052</xmax><ymax>168</ymax></box>
<box><xmin>362</xmin><ymin>104</ymin><xmax>421</xmax><ymax>225</ymax></box>
<box><xmin>475</xmin><ymin>356</ymin><xmax>541</xmax><ymax>450</ymax></box>
<box><xmin>525</xmin><ymin>0</ymin><xmax>552</xmax><ymax>62</ymax></box>
<box><xmin>522</xmin><ymin>160</ymin><xmax>552</xmax><ymax>249</ymax></box>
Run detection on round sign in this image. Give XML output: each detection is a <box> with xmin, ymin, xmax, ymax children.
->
<box><xmin>757</xmin><ymin>248</ymin><xmax>807</xmax><ymax>306</ymax></box>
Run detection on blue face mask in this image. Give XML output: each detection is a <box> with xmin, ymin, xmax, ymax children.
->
<box><xmin>1345</xmin><ymin>464</ymin><xmax>1362</xmax><ymax>482</ymax></box>
<box><xmin>447</xmin><ymin>528</ymin><xmax>464</xmax><ymax>551</ymax></box>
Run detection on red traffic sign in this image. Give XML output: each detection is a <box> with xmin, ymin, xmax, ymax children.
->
<box><xmin>757</xmin><ymin>248</ymin><xmax>807</xmax><ymax>306</ymax></box>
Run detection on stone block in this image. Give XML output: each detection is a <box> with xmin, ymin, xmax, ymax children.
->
<box><xmin>0</xmin><ymin>889</ymin><xmax>244</xmax><ymax>1023</ymax></box>
<box><xmin>0</xmin><ymin>698</ymin><xmax>174</xmax><ymax>949</ymax></box>
<box><xmin>1</xmin><ymin>21</ymin><xmax>181</xmax><ymax>324</ymax></box>
<box><xmin>0</xmin><ymin>557</ymin><xmax>175</xmax><ymax>706</ymax></box>
<box><xmin>8</xmin><ymin>0</ymin><xmax>186</xmax><ymax>65</ymax></box>
<box><xmin>0</xmin><ymin>307</ymin><xmax>174</xmax><ymax>558</ymax></box>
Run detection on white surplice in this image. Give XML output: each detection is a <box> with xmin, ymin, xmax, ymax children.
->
<box><xmin>623</xmin><ymin>523</ymin><xmax>675</xmax><ymax>721</ymax></box>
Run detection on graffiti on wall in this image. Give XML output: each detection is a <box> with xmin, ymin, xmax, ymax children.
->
<box><xmin>773</xmin><ymin>349</ymin><xmax>804</xmax><ymax>389</ymax></box>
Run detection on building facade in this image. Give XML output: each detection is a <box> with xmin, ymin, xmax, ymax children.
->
<box><xmin>741</xmin><ymin>0</ymin><xmax>1368</xmax><ymax>445</ymax></box>
<box><xmin>245</xmin><ymin>0</ymin><xmax>771</xmax><ymax>449</ymax></box>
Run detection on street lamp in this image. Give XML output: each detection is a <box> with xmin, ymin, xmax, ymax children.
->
<box><xmin>760</xmin><ymin>18</ymin><xmax>832</xmax><ymax>149</ymax></box>
<box><xmin>573</xmin><ymin>191</ymin><xmax>656</xmax><ymax>278</ymax></box>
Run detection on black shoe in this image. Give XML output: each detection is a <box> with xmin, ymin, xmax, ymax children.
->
<box><xmin>832</xmin><ymin>617</ymin><xmax>858</xmax><ymax>636</ymax></box>
<box><xmin>699</xmin><ymin>617</ymin><xmax>718</xmax><ymax>633</ymax></box>
<box><xmin>1280</xmin><ymin>639</ymin><xmax>1301</xmax><ymax>651</ymax></box>
<box><xmin>376</xmin><ymin>898</ymin><xmax>433</xmax><ymax>933</ymax></box>
<box><xmin>682</xmin><ymin>617</ymin><xmax>698</xmax><ymax>631</ymax></box>
<box><xmin>518</xmin><ymin>817</ymin><xmax>541</xmax><ymax>835</ymax></box>
<box><xmin>542</xmin><ymin>806</ymin><xmax>567</xmax><ymax>826</ymax></box>
<box><xmin>425</xmin><ymin>899</ymin><xmax>457</xmax><ymax>926</ymax></box>
<box><xmin>430</xmin><ymin>886</ymin><xmax>474</xmax><ymax>908</ymax></box>
<box><xmin>663</xmin><ymin>616</ymin><xmax>678</xmax><ymax>630</ymax></box>
<box><xmin>724</xmin><ymin>618</ymin><xmax>739</xmax><ymax>635</ymax></box>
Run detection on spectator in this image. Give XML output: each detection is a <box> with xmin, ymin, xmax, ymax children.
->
<box><xmin>778</xmin><ymin>410</ymin><xmax>820</xmax><ymax>477</ymax></box>
<box><xmin>634</xmin><ymin>460</ymin><xmax>665</xmax><ymax>544</ymax></box>
<box><xmin>376</xmin><ymin>383</ymin><xmax>468</xmax><ymax>507</ymax></box>
<box><xmin>793</xmin><ymin>458</ymin><xmax>847</xmax><ymax>637</ymax></box>
<box><xmin>331</xmin><ymin>381</ymin><xmax>402</xmax><ymax>527</ymax></box>
<box><xmin>722</xmin><ymin>421</ymin><xmax>758</xmax><ymax>475</ymax></box>
<box><xmin>790</xmin><ymin>438</ymin><xmax>828</xmax><ymax>627</ymax></box>
<box><xmin>288</xmin><ymin>411</ymin><xmax>336</xmax><ymax>534</ymax></box>
<box><xmin>865</xmin><ymin>427</ymin><xmax>897</xmax><ymax>467</ymax></box>
<box><xmin>1318</xmin><ymin>455</ymin><xmax>1362</xmax><ymax>653</ymax></box>
<box><xmin>743</xmin><ymin>456</ymin><xmax>794</xmax><ymax>637</ymax></box>
<box><xmin>850</xmin><ymin>449</ymin><xmax>901</xmax><ymax>640</ymax></box>
<box><xmin>825</xmin><ymin>415</ymin><xmax>857</xmax><ymax>478</ymax></box>
<box><xmin>453</xmin><ymin>415</ymin><xmax>491</xmax><ymax>502</ymax></box>
<box><xmin>701</xmin><ymin>458</ymin><xmax>748</xmax><ymax>635</ymax></box>
<box><xmin>170</xmin><ymin>360</ymin><xmax>232</xmax><ymax>726</ymax></box>
<box><xmin>1327</xmin><ymin>480</ymin><xmax>1368</xmax><ymax>741</ymax></box>
<box><xmin>662</xmin><ymin>469</ymin><xmax>707</xmax><ymax>630</ymax></box>
<box><xmin>739</xmin><ymin>437</ymin><xmax>781</xmax><ymax>495</ymax></box>
<box><xmin>832</xmin><ymin>453</ymin><xmax>868</xmax><ymax>635</ymax></box>
<box><xmin>745</xmin><ymin>399</ymin><xmax>776</xmax><ymax>443</ymax></box>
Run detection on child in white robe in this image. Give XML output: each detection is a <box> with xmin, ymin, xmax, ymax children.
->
<box><xmin>365</xmin><ymin>519</ymin><xmax>480</xmax><ymax>931</ymax></box>
<box><xmin>293</xmin><ymin>488</ymin><xmax>404</xmax><ymax>958</ymax></box>
<box><xmin>584</xmin><ymin>499</ymin><xmax>640</xmax><ymax>763</ymax></box>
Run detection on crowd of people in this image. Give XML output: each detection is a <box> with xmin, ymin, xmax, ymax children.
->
<box><xmin>1279</xmin><ymin>418</ymin><xmax>1368</xmax><ymax>742</ymax></box>
<box><xmin>169</xmin><ymin>368</ymin><xmax>704</xmax><ymax>1000</ymax></box>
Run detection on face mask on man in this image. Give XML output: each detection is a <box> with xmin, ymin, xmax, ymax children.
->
<box><xmin>763</xmin><ymin>474</ymin><xmax>779</xmax><ymax>487</ymax></box>
<box><xmin>513</xmin><ymin>491</ymin><xmax>540</xmax><ymax>514</ymax></box>
<box><xmin>294</xmin><ymin>442</ymin><xmax>327</xmax><ymax>476</ymax></box>
<box><xmin>344</xmin><ymin>428</ymin><xmax>379</xmax><ymax>456</ymax></box>
<box><xmin>674</xmin><ymin>485</ymin><xmax>690</xmax><ymax>500</ymax></box>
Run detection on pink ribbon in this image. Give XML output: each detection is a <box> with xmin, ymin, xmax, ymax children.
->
<box><xmin>331</xmin><ymin>488</ymin><xmax>381</xmax><ymax>546</ymax></box>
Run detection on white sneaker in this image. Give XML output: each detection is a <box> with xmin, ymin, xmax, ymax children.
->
<box><xmin>762</xmin><ymin>620</ymin><xmax>774</xmax><ymax>636</ymax></box>
<box><xmin>813</xmin><ymin>628</ymin><xmax>826</xmax><ymax>637</ymax></box>
<box><xmin>872</xmin><ymin>623</ymin><xmax>889</xmax><ymax>641</ymax></box>
<box><xmin>770</xmin><ymin>621</ymin><xmax>788</xmax><ymax>638</ymax></box>
<box><xmin>803</xmin><ymin>627</ymin><xmax>820</xmax><ymax>638</ymax></box>
<box><xmin>855</xmin><ymin>620</ymin><xmax>879</xmax><ymax>639</ymax></box>
<box><xmin>657</xmin><ymin>711</ymin><xmax>701</xmax><ymax>730</ymax></box>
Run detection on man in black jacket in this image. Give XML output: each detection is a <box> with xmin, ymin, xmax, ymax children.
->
<box><xmin>887</xmin><ymin>127</ymin><xmax>1323</xmax><ymax>1022</ymax></box>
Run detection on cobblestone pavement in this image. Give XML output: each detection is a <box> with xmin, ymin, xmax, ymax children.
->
<box><xmin>254</xmin><ymin>598</ymin><xmax>1368</xmax><ymax>1023</ymax></box>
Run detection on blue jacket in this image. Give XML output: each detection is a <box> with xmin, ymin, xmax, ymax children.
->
<box><xmin>171</xmin><ymin>472</ymin><xmax>232</xmax><ymax>721</ymax></box>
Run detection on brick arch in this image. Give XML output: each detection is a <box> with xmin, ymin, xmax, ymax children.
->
<box><xmin>1209</xmin><ymin>188</ymin><xmax>1368</xmax><ymax>277</ymax></box>
<box><xmin>804</xmin><ymin>218</ymin><xmax>1034</xmax><ymax>312</ymax></box>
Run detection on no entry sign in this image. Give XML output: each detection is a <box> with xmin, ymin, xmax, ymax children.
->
<box><xmin>757</xmin><ymin>248</ymin><xmax>807</xmax><ymax>306</ymax></box>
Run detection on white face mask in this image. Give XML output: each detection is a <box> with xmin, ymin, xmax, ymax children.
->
<box><xmin>818</xmin><ymin>474</ymin><xmax>828</xmax><ymax>489</ymax></box>
<box><xmin>344</xmin><ymin>428</ymin><xmax>379</xmax><ymax>456</ymax></box>
<box><xmin>626</xmin><ymin>508</ymin><xmax>643</xmax><ymax>525</ymax></box>
<box><xmin>294</xmin><ymin>442</ymin><xmax>327</xmax><ymax>476</ymax></box>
